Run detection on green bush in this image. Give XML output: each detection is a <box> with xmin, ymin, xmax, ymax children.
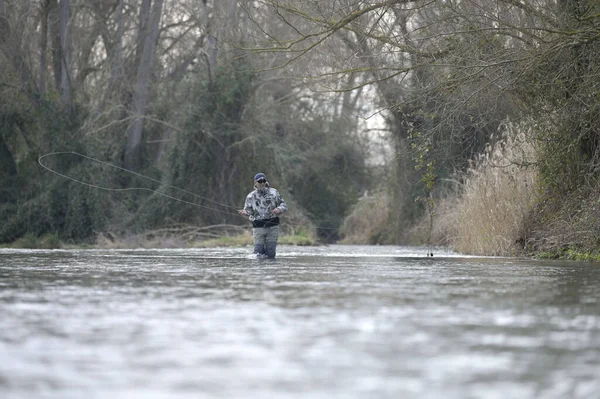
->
<box><xmin>12</xmin><ymin>234</ymin><xmax>39</xmax><ymax>249</ymax></box>
<box><xmin>11</xmin><ymin>233</ymin><xmax>61</xmax><ymax>249</ymax></box>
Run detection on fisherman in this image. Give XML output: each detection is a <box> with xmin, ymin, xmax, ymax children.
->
<box><xmin>238</xmin><ymin>173</ymin><xmax>287</xmax><ymax>259</ymax></box>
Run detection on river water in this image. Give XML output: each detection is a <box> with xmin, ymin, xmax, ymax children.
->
<box><xmin>1</xmin><ymin>245</ymin><xmax>599</xmax><ymax>399</ymax></box>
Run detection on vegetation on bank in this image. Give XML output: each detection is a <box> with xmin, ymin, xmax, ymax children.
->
<box><xmin>193</xmin><ymin>231</ymin><xmax>316</xmax><ymax>248</ymax></box>
<box><xmin>3</xmin><ymin>233</ymin><xmax>63</xmax><ymax>250</ymax></box>
<box><xmin>433</xmin><ymin>124</ymin><xmax>538</xmax><ymax>257</ymax></box>
<box><xmin>2</xmin><ymin>1</ymin><xmax>600</xmax><ymax>260</ymax></box>
<box><xmin>342</xmin><ymin>117</ymin><xmax>600</xmax><ymax>261</ymax></box>
<box><xmin>536</xmin><ymin>249</ymin><xmax>600</xmax><ymax>262</ymax></box>
<box><xmin>1</xmin><ymin>229</ymin><xmax>317</xmax><ymax>250</ymax></box>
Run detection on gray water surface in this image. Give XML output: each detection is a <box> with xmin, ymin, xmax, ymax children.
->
<box><xmin>1</xmin><ymin>245</ymin><xmax>599</xmax><ymax>399</ymax></box>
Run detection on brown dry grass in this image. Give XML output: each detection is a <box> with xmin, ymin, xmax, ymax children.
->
<box><xmin>433</xmin><ymin>124</ymin><xmax>539</xmax><ymax>255</ymax></box>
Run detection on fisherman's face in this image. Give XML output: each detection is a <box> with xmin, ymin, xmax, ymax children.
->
<box><xmin>255</xmin><ymin>178</ymin><xmax>267</xmax><ymax>188</ymax></box>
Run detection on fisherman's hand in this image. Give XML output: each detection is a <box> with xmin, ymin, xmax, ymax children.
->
<box><xmin>273</xmin><ymin>208</ymin><xmax>281</xmax><ymax>215</ymax></box>
<box><xmin>238</xmin><ymin>210</ymin><xmax>248</xmax><ymax>216</ymax></box>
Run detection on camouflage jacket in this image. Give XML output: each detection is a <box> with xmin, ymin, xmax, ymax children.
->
<box><xmin>243</xmin><ymin>184</ymin><xmax>287</xmax><ymax>227</ymax></box>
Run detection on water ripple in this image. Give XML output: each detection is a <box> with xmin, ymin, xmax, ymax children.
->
<box><xmin>1</xmin><ymin>245</ymin><xmax>599</xmax><ymax>399</ymax></box>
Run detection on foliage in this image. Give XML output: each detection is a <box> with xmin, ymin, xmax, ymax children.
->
<box><xmin>0</xmin><ymin>95</ymin><xmax>111</xmax><ymax>243</ymax></box>
<box><xmin>11</xmin><ymin>233</ymin><xmax>61</xmax><ymax>249</ymax></box>
<box><xmin>525</xmin><ymin>183</ymin><xmax>600</xmax><ymax>257</ymax></box>
<box><xmin>132</xmin><ymin>64</ymin><xmax>259</xmax><ymax>230</ymax></box>
<box><xmin>283</xmin><ymin>120</ymin><xmax>367</xmax><ymax>241</ymax></box>
<box><xmin>536</xmin><ymin>248</ymin><xmax>600</xmax><ymax>262</ymax></box>
<box><xmin>194</xmin><ymin>230</ymin><xmax>317</xmax><ymax>248</ymax></box>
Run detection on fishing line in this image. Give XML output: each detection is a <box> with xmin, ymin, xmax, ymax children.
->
<box><xmin>38</xmin><ymin>151</ymin><xmax>345</xmax><ymax>233</ymax></box>
<box><xmin>38</xmin><ymin>151</ymin><xmax>242</xmax><ymax>217</ymax></box>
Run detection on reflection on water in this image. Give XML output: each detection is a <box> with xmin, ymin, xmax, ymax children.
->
<box><xmin>1</xmin><ymin>245</ymin><xmax>599</xmax><ymax>399</ymax></box>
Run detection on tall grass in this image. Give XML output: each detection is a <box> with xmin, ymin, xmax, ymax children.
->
<box><xmin>435</xmin><ymin>123</ymin><xmax>539</xmax><ymax>255</ymax></box>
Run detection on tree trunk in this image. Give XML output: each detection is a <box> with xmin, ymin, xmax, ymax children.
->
<box><xmin>203</xmin><ymin>35</ymin><xmax>218</xmax><ymax>89</ymax></box>
<box><xmin>0</xmin><ymin>133</ymin><xmax>17</xmax><ymax>178</ymax></box>
<box><xmin>39</xmin><ymin>0</ymin><xmax>50</xmax><ymax>96</ymax></box>
<box><xmin>0</xmin><ymin>1</ymin><xmax>39</xmax><ymax>108</ymax></box>
<box><xmin>98</xmin><ymin>0</ymin><xmax>125</xmax><ymax>112</ymax></box>
<box><xmin>0</xmin><ymin>0</ymin><xmax>5</xmax><ymax>43</ymax></box>
<box><xmin>58</xmin><ymin>0</ymin><xmax>72</xmax><ymax>110</ymax></box>
<box><xmin>48</xmin><ymin>0</ymin><xmax>62</xmax><ymax>92</ymax></box>
<box><xmin>135</xmin><ymin>0</ymin><xmax>152</xmax><ymax>67</ymax></box>
<box><xmin>0</xmin><ymin>0</ymin><xmax>6</xmax><ymax>43</ymax></box>
<box><xmin>124</xmin><ymin>0</ymin><xmax>164</xmax><ymax>170</ymax></box>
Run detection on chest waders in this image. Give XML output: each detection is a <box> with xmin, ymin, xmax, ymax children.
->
<box><xmin>252</xmin><ymin>224</ymin><xmax>280</xmax><ymax>259</ymax></box>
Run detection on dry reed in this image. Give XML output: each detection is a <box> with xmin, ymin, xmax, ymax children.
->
<box><xmin>436</xmin><ymin>123</ymin><xmax>539</xmax><ymax>256</ymax></box>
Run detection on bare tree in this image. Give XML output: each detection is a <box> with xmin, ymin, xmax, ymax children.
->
<box><xmin>0</xmin><ymin>2</ymin><xmax>39</xmax><ymax>107</ymax></box>
<box><xmin>125</xmin><ymin>0</ymin><xmax>164</xmax><ymax>170</ymax></box>
<box><xmin>59</xmin><ymin>0</ymin><xmax>72</xmax><ymax>109</ymax></box>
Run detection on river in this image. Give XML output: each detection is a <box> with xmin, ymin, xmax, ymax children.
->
<box><xmin>1</xmin><ymin>245</ymin><xmax>599</xmax><ymax>399</ymax></box>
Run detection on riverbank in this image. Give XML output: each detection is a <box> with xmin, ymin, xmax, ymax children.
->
<box><xmin>3</xmin><ymin>230</ymin><xmax>600</xmax><ymax>262</ymax></box>
<box><xmin>1</xmin><ymin>230</ymin><xmax>318</xmax><ymax>250</ymax></box>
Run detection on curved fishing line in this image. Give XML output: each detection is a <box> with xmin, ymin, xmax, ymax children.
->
<box><xmin>38</xmin><ymin>151</ymin><xmax>241</xmax><ymax>217</ymax></box>
<box><xmin>38</xmin><ymin>151</ymin><xmax>343</xmax><ymax>232</ymax></box>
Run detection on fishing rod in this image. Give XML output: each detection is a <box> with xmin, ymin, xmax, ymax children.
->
<box><xmin>37</xmin><ymin>151</ymin><xmax>341</xmax><ymax>231</ymax></box>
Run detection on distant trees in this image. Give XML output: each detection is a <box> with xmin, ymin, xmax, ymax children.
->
<box><xmin>124</xmin><ymin>0</ymin><xmax>164</xmax><ymax>169</ymax></box>
<box><xmin>245</xmin><ymin>0</ymin><xmax>600</xmax><ymax>244</ymax></box>
<box><xmin>0</xmin><ymin>0</ymin><xmax>370</xmax><ymax>243</ymax></box>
